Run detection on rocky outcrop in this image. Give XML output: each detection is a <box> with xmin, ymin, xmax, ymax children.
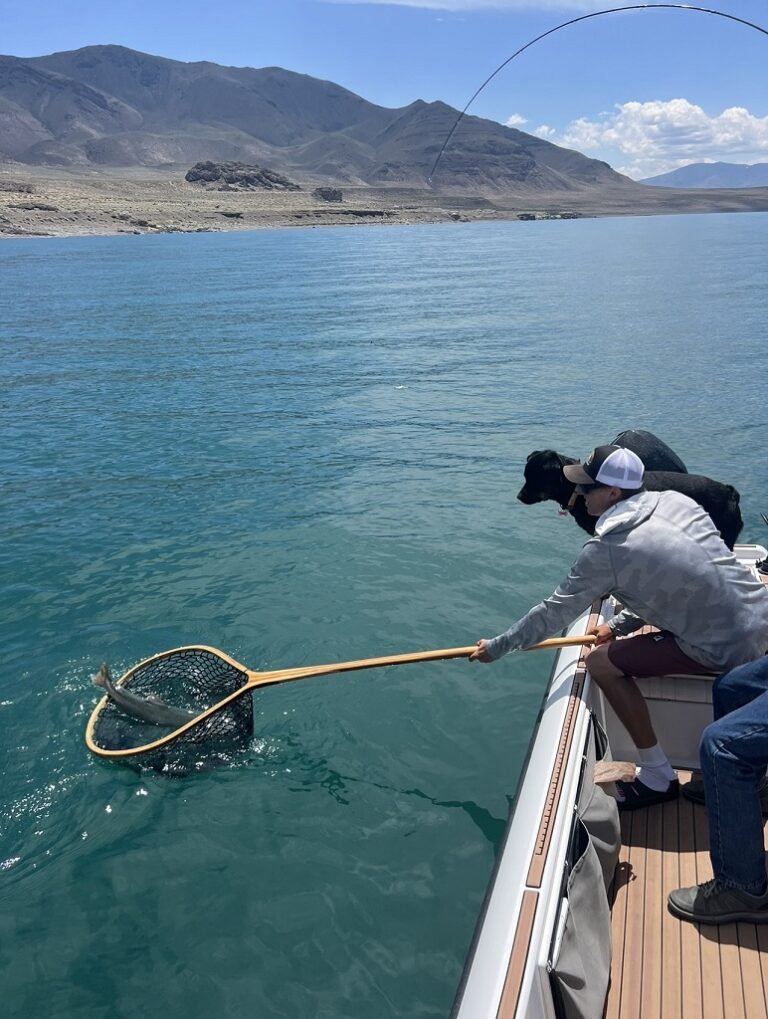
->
<box><xmin>312</xmin><ymin>187</ymin><xmax>342</xmax><ymax>202</ymax></box>
<box><xmin>0</xmin><ymin>180</ymin><xmax>33</xmax><ymax>193</ymax></box>
<box><xmin>185</xmin><ymin>161</ymin><xmax>301</xmax><ymax>191</ymax></box>
<box><xmin>8</xmin><ymin>201</ymin><xmax>58</xmax><ymax>211</ymax></box>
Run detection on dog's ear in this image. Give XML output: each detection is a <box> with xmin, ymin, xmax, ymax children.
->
<box><xmin>527</xmin><ymin>449</ymin><xmax>561</xmax><ymax>463</ymax></box>
<box><xmin>538</xmin><ymin>450</ymin><xmax>563</xmax><ymax>469</ymax></box>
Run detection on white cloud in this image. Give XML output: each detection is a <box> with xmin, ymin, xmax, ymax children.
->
<box><xmin>531</xmin><ymin>99</ymin><xmax>768</xmax><ymax>179</ymax></box>
<box><xmin>504</xmin><ymin>113</ymin><xmax>527</xmax><ymax>127</ymax></box>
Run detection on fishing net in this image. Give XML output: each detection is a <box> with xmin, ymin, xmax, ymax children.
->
<box><xmin>88</xmin><ymin>647</ymin><xmax>254</xmax><ymax>775</ymax></box>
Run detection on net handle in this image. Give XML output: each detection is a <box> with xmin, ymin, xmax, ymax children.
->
<box><xmin>85</xmin><ymin>634</ymin><xmax>595</xmax><ymax>758</ymax></box>
<box><xmin>247</xmin><ymin>634</ymin><xmax>596</xmax><ymax>686</ymax></box>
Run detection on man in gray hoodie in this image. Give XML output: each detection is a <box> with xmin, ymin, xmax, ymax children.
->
<box><xmin>471</xmin><ymin>445</ymin><xmax>768</xmax><ymax>810</ymax></box>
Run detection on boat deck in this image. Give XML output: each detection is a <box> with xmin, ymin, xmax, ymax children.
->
<box><xmin>605</xmin><ymin>769</ymin><xmax>768</xmax><ymax>1019</ymax></box>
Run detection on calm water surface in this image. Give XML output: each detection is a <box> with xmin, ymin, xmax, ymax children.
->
<box><xmin>2</xmin><ymin>214</ymin><xmax>767</xmax><ymax>1017</ymax></box>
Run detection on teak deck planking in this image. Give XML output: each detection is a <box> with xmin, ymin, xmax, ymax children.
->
<box><xmin>604</xmin><ymin>770</ymin><xmax>768</xmax><ymax>1019</ymax></box>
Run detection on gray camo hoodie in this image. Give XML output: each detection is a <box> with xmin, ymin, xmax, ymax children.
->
<box><xmin>484</xmin><ymin>489</ymin><xmax>768</xmax><ymax>670</ymax></box>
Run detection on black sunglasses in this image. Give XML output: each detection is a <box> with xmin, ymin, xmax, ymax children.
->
<box><xmin>574</xmin><ymin>482</ymin><xmax>604</xmax><ymax>495</ymax></box>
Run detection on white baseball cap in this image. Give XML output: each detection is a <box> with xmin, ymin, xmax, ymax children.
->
<box><xmin>563</xmin><ymin>445</ymin><xmax>645</xmax><ymax>489</ymax></box>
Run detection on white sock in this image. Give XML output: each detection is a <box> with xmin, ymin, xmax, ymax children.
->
<box><xmin>636</xmin><ymin>744</ymin><xmax>677</xmax><ymax>791</ymax></box>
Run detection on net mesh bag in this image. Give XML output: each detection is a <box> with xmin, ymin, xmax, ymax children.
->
<box><xmin>90</xmin><ymin>648</ymin><xmax>255</xmax><ymax>774</ymax></box>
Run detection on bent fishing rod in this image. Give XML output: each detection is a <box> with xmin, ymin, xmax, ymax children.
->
<box><xmin>429</xmin><ymin>4</ymin><xmax>768</xmax><ymax>184</ymax></box>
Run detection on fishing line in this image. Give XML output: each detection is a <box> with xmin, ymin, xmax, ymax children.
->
<box><xmin>428</xmin><ymin>4</ymin><xmax>768</xmax><ymax>183</ymax></box>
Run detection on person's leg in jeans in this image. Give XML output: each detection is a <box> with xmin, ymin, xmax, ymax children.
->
<box><xmin>700</xmin><ymin>689</ymin><xmax>768</xmax><ymax>893</ymax></box>
<box><xmin>669</xmin><ymin>656</ymin><xmax>768</xmax><ymax>923</ymax></box>
<box><xmin>712</xmin><ymin>656</ymin><xmax>768</xmax><ymax>720</ymax></box>
<box><xmin>682</xmin><ymin>655</ymin><xmax>768</xmax><ymax>805</ymax></box>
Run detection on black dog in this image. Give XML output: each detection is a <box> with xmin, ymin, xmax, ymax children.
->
<box><xmin>609</xmin><ymin>429</ymin><xmax>688</xmax><ymax>474</ymax></box>
<box><xmin>518</xmin><ymin>428</ymin><xmax>687</xmax><ymax>521</ymax></box>
<box><xmin>519</xmin><ymin>448</ymin><xmax>743</xmax><ymax>549</ymax></box>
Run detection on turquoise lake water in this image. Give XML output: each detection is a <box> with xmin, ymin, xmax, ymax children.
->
<box><xmin>2</xmin><ymin>213</ymin><xmax>767</xmax><ymax>1017</ymax></box>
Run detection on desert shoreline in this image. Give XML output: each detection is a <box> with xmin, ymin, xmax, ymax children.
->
<box><xmin>3</xmin><ymin>164</ymin><xmax>768</xmax><ymax>240</ymax></box>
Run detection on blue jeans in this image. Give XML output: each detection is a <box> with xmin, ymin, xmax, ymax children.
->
<box><xmin>701</xmin><ymin>655</ymin><xmax>768</xmax><ymax>893</ymax></box>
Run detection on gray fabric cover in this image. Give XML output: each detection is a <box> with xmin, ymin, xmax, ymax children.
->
<box><xmin>550</xmin><ymin>818</ymin><xmax>613</xmax><ymax>1019</ymax></box>
<box><xmin>579</xmin><ymin>717</ymin><xmax>621</xmax><ymax>891</ymax></box>
<box><xmin>549</xmin><ymin>714</ymin><xmax>620</xmax><ymax>1018</ymax></box>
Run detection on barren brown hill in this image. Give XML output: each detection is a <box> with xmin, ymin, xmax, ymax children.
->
<box><xmin>0</xmin><ymin>44</ymin><xmax>629</xmax><ymax>193</ymax></box>
<box><xmin>3</xmin><ymin>43</ymin><xmax>768</xmax><ymax>240</ymax></box>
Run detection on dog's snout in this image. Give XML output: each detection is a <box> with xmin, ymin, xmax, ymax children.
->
<box><xmin>517</xmin><ymin>487</ymin><xmax>539</xmax><ymax>505</ymax></box>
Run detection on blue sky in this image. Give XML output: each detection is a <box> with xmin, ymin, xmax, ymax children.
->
<box><xmin>2</xmin><ymin>0</ymin><xmax>767</xmax><ymax>179</ymax></box>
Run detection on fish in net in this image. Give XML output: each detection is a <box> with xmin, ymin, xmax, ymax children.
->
<box><xmin>86</xmin><ymin>635</ymin><xmax>595</xmax><ymax>774</ymax></box>
<box><xmin>88</xmin><ymin>649</ymin><xmax>254</xmax><ymax>774</ymax></box>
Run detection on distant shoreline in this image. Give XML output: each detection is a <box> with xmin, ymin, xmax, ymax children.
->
<box><xmin>3</xmin><ymin>165</ymin><xmax>768</xmax><ymax>240</ymax></box>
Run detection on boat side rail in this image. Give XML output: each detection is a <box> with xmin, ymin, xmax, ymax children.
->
<box><xmin>452</xmin><ymin>603</ymin><xmax>610</xmax><ymax>1019</ymax></box>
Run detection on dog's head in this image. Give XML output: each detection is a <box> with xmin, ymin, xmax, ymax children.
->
<box><xmin>517</xmin><ymin>450</ymin><xmax>577</xmax><ymax>506</ymax></box>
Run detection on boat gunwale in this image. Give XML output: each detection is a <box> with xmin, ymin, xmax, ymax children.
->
<box><xmin>450</xmin><ymin>603</ymin><xmax>603</xmax><ymax>1017</ymax></box>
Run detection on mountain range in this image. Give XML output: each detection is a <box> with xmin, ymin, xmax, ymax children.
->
<box><xmin>642</xmin><ymin>162</ymin><xmax>768</xmax><ymax>189</ymax></box>
<box><xmin>0</xmin><ymin>44</ymin><xmax>630</xmax><ymax>193</ymax></box>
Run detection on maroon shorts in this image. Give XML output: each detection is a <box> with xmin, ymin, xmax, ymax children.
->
<box><xmin>606</xmin><ymin>631</ymin><xmax>716</xmax><ymax>678</ymax></box>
